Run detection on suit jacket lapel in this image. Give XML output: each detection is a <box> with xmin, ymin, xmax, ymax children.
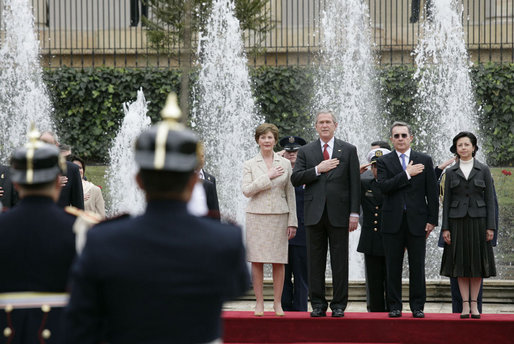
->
<box><xmin>450</xmin><ymin>162</ymin><xmax>466</xmax><ymax>180</ymax></box>
<box><xmin>255</xmin><ymin>153</ymin><xmax>268</xmax><ymax>175</ymax></box>
<box><xmin>390</xmin><ymin>150</ymin><xmax>404</xmax><ymax>174</ymax></box>
<box><xmin>467</xmin><ymin>159</ymin><xmax>480</xmax><ymax>181</ymax></box>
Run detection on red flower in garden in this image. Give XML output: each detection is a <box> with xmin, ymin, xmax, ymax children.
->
<box><xmin>502</xmin><ymin>169</ymin><xmax>512</xmax><ymax>176</ymax></box>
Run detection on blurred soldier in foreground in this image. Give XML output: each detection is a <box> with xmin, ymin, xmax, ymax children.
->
<box><xmin>64</xmin><ymin>94</ymin><xmax>250</xmax><ymax>343</ymax></box>
<box><xmin>0</xmin><ymin>126</ymin><xmax>77</xmax><ymax>344</ymax></box>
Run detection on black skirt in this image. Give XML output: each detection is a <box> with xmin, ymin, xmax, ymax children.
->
<box><xmin>440</xmin><ymin>216</ymin><xmax>496</xmax><ymax>278</ymax></box>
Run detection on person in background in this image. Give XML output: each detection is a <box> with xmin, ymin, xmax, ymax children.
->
<box><xmin>279</xmin><ymin>135</ymin><xmax>308</xmax><ymax>312</ymax></box>
<box><xmin>242</xmin><ymin>123</ymin><xmax>297</xmax><ymax>317</ymax></box>
<box><xmin>358</xmin><ymin>147</ymin><xmax>391</xmax><ymax>312</ymax></box>
<box><xmin>360</xmin><ymin>141</ymin><xmax>392</xmax><ymax>176</ymax></box>
<box><xmin>0</xmin><ymin>127</ymin><xmax>77</xmax><ymax>344</ymax></box>
<box><xmin>71</xmin><ymin>155</ymin><xmax>105</xmax><ymax>218</ymax></box>
<box><xmin>64</xmin><ymin>95</ymin><xmax>249</xmax><ymax>343</ymax></box>
<box><xmin>197</xmin><ymin>142</ymin><xmax>220</xmax><ymax>220</ymax></box>
<box><xmin>40</xmin><ymin>131</ymin><xmax>84</xmax><ymax>209</ymax></box>
<box><xmin>0</xmin><ymin>164</ymin><xmax>18</xmax><ymax>210</ymax></box>
<box><xmin>440</xmin><ymin>131</ymin><xmax>496</xmax><ymax>319</ymax></box>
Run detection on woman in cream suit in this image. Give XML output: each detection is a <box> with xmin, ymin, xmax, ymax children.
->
<box><xmin>242</xmin><ymin>123</ymin><xmax>297</xmax><ymax>316</ymax></box>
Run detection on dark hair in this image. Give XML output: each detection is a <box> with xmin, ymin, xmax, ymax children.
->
<box><xmin>138</xmin><ymin>169</ymin><xmax>195</xmax><ymax>195</ymax></box>
<box><xmin>70</xmin><ymin>155</ymin><xmax>85</xmax><ymax>174</ymax></box>
<box><xmin>254</xmin><ymin>123</ymin><xmax>279</xmax><ymax>143</ymax></box>
<box><xmin>390</xmin><ymin>121</ymin><xmax>413</xmax><ymax>137</ymax></box>
<box><xmin>371</xmin><ymin>140</ymin><xmax>391</xmax><ymax>150</ymax></box>
<box><xmin>450</xmin><ymin>131</ymin><xmax>479</xmax><ymax>157</ymax></box>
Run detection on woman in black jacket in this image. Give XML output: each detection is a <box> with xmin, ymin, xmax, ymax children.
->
<box><xmin>440</xmin><ymin>132</ymin><xmax>496</xmax><ymax>319</ymax></box>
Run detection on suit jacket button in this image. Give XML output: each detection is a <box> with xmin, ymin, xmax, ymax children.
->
<box><xmin>374</xmin><ymin>213</ymin><xmax>378</xmax><ymax>217</ymax></box>
<box><xmin>374</xmin><ymin>220</ymin><xmax>378</xmax><ymax>224</ymax></box>
<box><xmin>373</xmin><ymin>228</ymin><xmax>378</xmax><ymax>232</ymax></box>
<box><xmin>375</xmin><ymin>206</ymin><xmax>379</xmax><ymax>209</ymax></box>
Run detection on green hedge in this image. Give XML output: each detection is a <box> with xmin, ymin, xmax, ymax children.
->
<box><xmin>43</xmin><ymin>64</ymin><xmax>514</xmax><ymax>165</ymax></box>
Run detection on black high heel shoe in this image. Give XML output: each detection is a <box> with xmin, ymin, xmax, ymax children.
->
<box><xmin>470</xmin><ymin>300</ymin><xmax>481</xmax><ymax>319</ymax></box>
<box><xmin>460</xmin><ymin>300</ymin><xmax>470</xmax><ymax>319</ymax></box>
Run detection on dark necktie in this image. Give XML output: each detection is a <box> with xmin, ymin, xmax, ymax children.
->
<box><xmin>323</xmin><ymin>143</ymin><xmax>329</xmax><ymax>160</ymax></box>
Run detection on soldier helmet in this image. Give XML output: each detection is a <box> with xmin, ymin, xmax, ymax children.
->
<box><xmin>367</xmin><ymin>148</ymin><xmax>391</xmax><ymax>164</ymax></box>
<box><xmin>279</xmin><ymin>136</ymin><xmax>307</xmax><ymax>152</ymax></box>
<box><xmin>135</xmin><ymin>93</ymin><xmax>199</xmax><ymax>172</ymax></box>
<box><xmin>10</xmin><ymin>125</ymin><xmax>66</xmax><ymax>185</ymax></box>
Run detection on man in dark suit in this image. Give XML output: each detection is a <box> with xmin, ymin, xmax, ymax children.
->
<box><xmin>40</xmin><ymin>132</ymin><xmax>84</xmax><ymax>209</ymax></box>
<box><xmin>280</xmin><ymin>136</ymin><xmax>309</xmax><ymax>312</ymax></box>
<box><xmin>358</xmin><ymin>147</ymin><xmax>391</xmax><ymax>312</ymax></box>
<box><xmin>376</xmin><ymin>121</ymin><xmax>438</xmax><ymax>318</ymax></box>
<box><xmin>291</xmin><ymin>110</ymin><xmax>360</xmax><ymax>317</ymax></box>
<box><xmin>0</xmin><ymin>127</ymin><xmax>77</xmax><ymax>344</ymax></box>
<box><xmin>0</xmin><ymin>164</ymin><xmax>18</xmax><ymax>209</ymax></box>
<box><xmin>64</xmin><ymin>96</ymin><xmax>250</xmax><ymax>343</ymax></box>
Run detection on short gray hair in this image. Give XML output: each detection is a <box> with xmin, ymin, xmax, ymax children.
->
<box><xmin>315</xmin><ymin>110</ymin><xmax>337</xmax><ymax>124</ymax></box>
<box><xmin>390</xmin><ymin>121</ymin><xmax>412</xmax><ymax>137</ymax></box>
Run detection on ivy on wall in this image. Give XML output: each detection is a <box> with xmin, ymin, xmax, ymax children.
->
<box><xmin>43</xmin><ymin>64</ymin><xmax>514</xmax><ymax>165</ymax></box>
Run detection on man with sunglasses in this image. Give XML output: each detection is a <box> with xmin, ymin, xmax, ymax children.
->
<box><xmin>376</xmin><ymin>121</ymin><xmax>438</xmax><ymax>318</ymax></box>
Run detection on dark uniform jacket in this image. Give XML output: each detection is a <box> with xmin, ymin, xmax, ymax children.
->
<box><xmin>291</xmin><ymin>138</ymin><xmax>361</xmax><ymax>227</ymax></box>
<box><xmin>377</xmin><ymin>150</ymin><xmax>439</xmax><ymax>235</ymax></box>
<box><xmin>0</xmin><ymin>196</ymin><xmax>77</xmax><ymax>344</ymax></box>
<box><xmin>0</xmin><ymin>165</ymin><xmax>18</xmax><ymax>209</ymax></box>
<box><xmin>442</xmin><ymin>159</ymin><xmax>496</xmax><ymax>230</ymax></box>
<box><xmin>57</xmin><ymin>161</ymin><xmax>84</xmax><ymax>209</ymax></box>
<box><xmin>64</xmin><ymin>200</ymin><xmax>250</xmax><ymax>344</ymax></box>
<box><xmin>357</xmin><ymin>178</ymin><xmax>384</xmax><ymax>256</ymax></box>
<box><xmin>289</xmin><ymin>185</ymin><xmax>306</xmax><ymax>246</ymax></box>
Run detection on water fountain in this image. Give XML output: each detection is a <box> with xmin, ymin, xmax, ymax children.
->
<box><xmin>413</xmin><ymin>0</ymin><xmax>479</xmax><ymax>165</ymax></box>
<box><xmin>0</xmin><ymin>0</ymin><xmax>53</xmax><ymax>162</ymax></box>
<box><xmin>191</xmin><ymin>0</ymin><xmax>263</xmax><ymax>226</ymax></box>
<box><xmin>106</xmin><ymin>89</ymin><xmax>151</xmax><ymax>216</ymax></box>
<box><xmin>314</xmin><ymin>0</ymin><xmax>383</xmax><ymax>280</ymax></box>
<box><xmin>413</xmin><ymin>0</ymin><xmax>481</xmax><ymax>279</ymax></box>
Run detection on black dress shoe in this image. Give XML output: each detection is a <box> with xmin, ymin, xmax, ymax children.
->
<box><xmin>388</xmin><ymin>310</ymin><xmax>402</xmax><ymax>318</ymax></box>
<box><xmin>310</xmin><ymin>308</ymin><xmax>326</xmax><ymax>317</ymax></box>
<box><xmin>331</xmin><ymin>309</ymin><xmax>344</xmax><ymax>317</ymax></box>
<box><xmin>412</xmin><ymin>310</ymin><xmax>425</xmax><ymax>318</ymax></box>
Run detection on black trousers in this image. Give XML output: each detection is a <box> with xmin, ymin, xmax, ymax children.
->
<box><xmin>306</xmin><ymin>207</ymin><xmax>349</xmax><ymax>311</ymax></box>
<box><xmin>382</xmin><ymin>213</ymin><xmax>426</xmax><ymax>312</ymax></box>
<box><xmin>282</xmin><ymin>245</ymin><xmax>308</xmax><ymax>311</ymax></box>
<box><xmin>364</xmin><ymin>254</ymin><xmax>388</xmax><ymax>312</ymax></box>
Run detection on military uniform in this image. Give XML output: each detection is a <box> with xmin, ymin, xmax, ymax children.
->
<box><xmin>64</xmin><ymin>94</ymin><xmax>250</xmax><ymax>343</ymax></box>
<box><xmin>0</xmin><ymin>127</ymin><xmax>76</xmax><ymax>344</ymax></box>
<box><xmin>279</xmin><ymin>136</ymin><xmax>309</xmax><ymax>312</ymax></box>
<box><xmin>357</xmin><ymin>148</ymin><xmax>390</xmax><ymax>312</ymax></box>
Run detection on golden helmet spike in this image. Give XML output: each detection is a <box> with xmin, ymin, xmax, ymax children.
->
<box><xmin>27</xmin><ymin>122</ymin><xmax>41</xmax><ymax>147</ymax></box>
<box><xmin>160</xmin><ymin>93</ymin><xmax>182</xmax><ymax>123</ymax></box>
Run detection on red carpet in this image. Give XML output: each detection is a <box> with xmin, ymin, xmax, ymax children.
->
<box><xmin>222</xmin><ymin>311</ymin><xmax>514</xmax><ymax>343</ymax></box>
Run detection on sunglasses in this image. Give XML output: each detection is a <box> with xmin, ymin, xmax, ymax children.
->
<box><xmin>393</xmin><ymin>133</ymin><xmax>409</xmax><ymax>139</ymax></box>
